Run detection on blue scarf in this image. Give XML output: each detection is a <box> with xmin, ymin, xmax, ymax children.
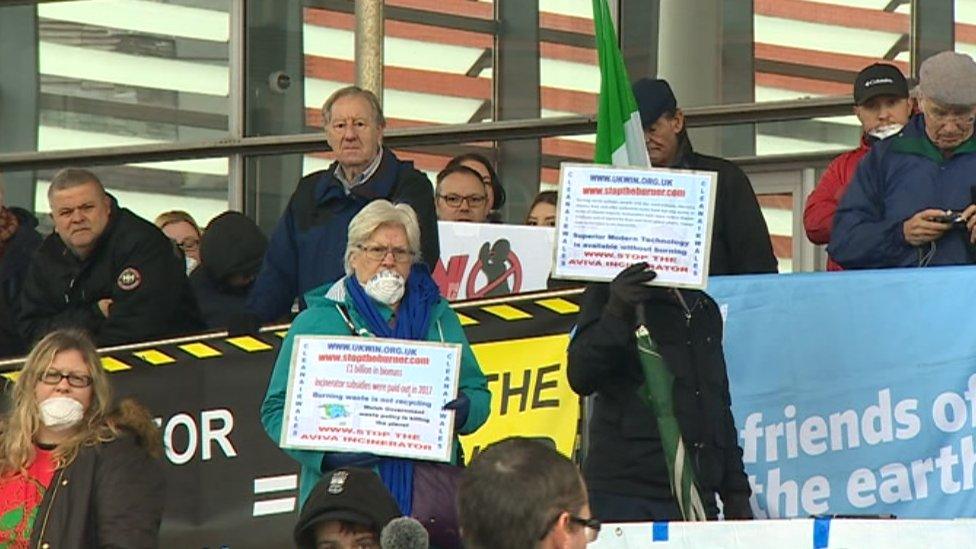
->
<box><xmin>343</xmin><ymin>263</ymin><xmax>442</xmax><ymax>515</ymax></box>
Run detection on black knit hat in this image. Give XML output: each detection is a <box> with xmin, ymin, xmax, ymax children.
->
<box><xmin>199</xmin><ymin>211</ymin><xmax>268</xmax><ymax>283</ymax></box>
<box><xmin>632</xmin><ymin>77</ymin><xmax>678</xmax><ymax>129</ymax></box>
<box><xmin>293</xmin><ymin>468</ymin><xmax>401</xmax><ymax>549</ymax></box>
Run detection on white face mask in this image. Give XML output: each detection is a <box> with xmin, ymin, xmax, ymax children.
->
<box><xmin>868</xmin><ymin>124</ymin><xmax>904</xmax><ymax>140</ymax></box>
<box><xmin>363</xmin><ymin>269</ymin><xmax>406</xmax><ymax>305</ymax></box>
<box><xmin>185</xmin><ymin>255</ymin><xmax>199</xmax><ymax>275</ymax></box>
<box><xmin>39</xmin><ymin>396</ymin><xmax>85</xmax><ymax>432</ymax></box>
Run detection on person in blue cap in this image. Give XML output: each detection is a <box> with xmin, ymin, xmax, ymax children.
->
<box><xmin>632</xmin><ymin>78</ymin><xmax>778</xmax><ymax>275</ymax></box>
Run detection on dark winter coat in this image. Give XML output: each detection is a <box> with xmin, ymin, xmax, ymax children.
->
<box><xmin>18</xmin><ymin>196</ymin><xmax>203</xmax><ymax>347</ymax></box>
<box><xmin>191</xmin><ymin>211</ymin><xmax>267</xmax><ymax>330</ymax></box>
<box><xmin>672</xmin><ymin>137</ymin><xmax>778</xmax><ymax>275</ymax></box>
<box><xmin>0</xmin><ymin>207</ymin><xmax>42</xmax><ymax>357</ymax></box>
<box><xmin>29</xmin><ymin>400</ymin><xmax>165</xmax><ymax>548</ymax></box>
<box><xmin>831</xmin><ymin>114</ymin><xmax>976</xmax><ymax>268</ymax></box>
<box><xmin>247</xmin><ymin>148</ymin><xmax>440</xmax><ymax>323</ymax></box>
<box><xmin>567</xmin><ymin>283</ymin><xmax>753</xmax><ymax>519</ymax></box>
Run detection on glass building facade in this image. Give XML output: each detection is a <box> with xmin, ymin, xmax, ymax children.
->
<box><xmin>0</xmin><ymin>0</ymin><xmax>966</xmax><ymax>273</ymax></box>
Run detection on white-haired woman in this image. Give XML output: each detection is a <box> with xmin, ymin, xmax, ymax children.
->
<box><xmin>261</xmin><ymin>200</ymin><xmax>491</xmax><ymax>524</ymax></box>
<box><xmin>0</xmin><ymin>329</ymin><xmax>164</xmax><ymax>547</ymax></box>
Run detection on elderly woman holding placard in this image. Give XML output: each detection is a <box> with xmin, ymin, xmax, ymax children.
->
<box><xmin>261</xmin><ymin>200</ymin><xmax>490</xmax><ymax>546</ymax></box>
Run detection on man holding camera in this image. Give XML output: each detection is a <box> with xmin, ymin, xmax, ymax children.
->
<box><xmin>831</xmin><ymin>51</ymin><xmax>976</xmax><ymax>268</ymax></box>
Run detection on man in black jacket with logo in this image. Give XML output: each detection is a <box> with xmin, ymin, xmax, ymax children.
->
<box><xmin>19</xmin><ymin>168</ymin><xmax>202</xmax><ymax>347</ymax></box>
<box><xmin>568</xmin><ymin>263</ymin><xmax>753</xmax><ymax>521</ymax></box>
<box><xmin>634</xmin><ymin>78</ymin><xmax>778</xmax><ymax>275</ymax></box>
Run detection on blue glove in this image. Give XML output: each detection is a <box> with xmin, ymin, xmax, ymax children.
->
<box><xmin>443</xmin><ymin>393</ymin><xmax>471</xmax><ymax>431</ymax></box>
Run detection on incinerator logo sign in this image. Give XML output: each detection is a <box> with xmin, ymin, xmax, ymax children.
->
<box><xmin>434</xmin><ymin>222</ymin><xmax>555</xmax><ymax>300</ymax></box>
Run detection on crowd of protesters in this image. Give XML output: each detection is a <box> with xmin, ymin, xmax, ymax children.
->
<box><xmin>2</xmin><ymin>47</ymin><xmax>976</xmax><ymax>545</ymax></box>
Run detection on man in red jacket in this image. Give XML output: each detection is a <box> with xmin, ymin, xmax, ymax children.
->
<box><xmin>803</xmin><ymin>63</ymin><xmax>912</xmax><ymax>270</ymax></box>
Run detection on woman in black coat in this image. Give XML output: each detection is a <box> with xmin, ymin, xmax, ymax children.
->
<box><xmin>0</xmin><ymin>329</ymin><xmax>165</xmax><ymax>548</ymax></box>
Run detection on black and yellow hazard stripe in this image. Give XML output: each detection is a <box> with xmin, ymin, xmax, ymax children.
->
<box><xmin>0</xmin><ymin>288</ymin><xmax>585</xmax><ymax>379</ymax></box>
<box><xmin>451</xmin><ymin>288</ymin><xmax>583</xmax><ymax>344</ymax></box>
<box><xmin>0</xmin><ymin>331</ymin><xmax>285</xmax><ymax>382</ymax></box>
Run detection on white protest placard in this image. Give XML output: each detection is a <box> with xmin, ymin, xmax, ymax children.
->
<box><xmin>552</xmin><ymin>163</ymin><xmax>717</xmax><ymax>289</ymax></box>
<box><xmin>434</xmin><ymin>221</ymin><xmax>556</xmax><ymax>300</ymax></box>
<box><xmin>280</xmin><ymin>335</ymin><xmax>462</xmax><ymax>462</ymax></box>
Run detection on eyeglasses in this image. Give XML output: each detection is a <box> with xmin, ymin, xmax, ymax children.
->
<box><xmin>437</xmin><ymin>194</ymin><xmax>487</xmax><ymax>208</ymax></box>
<box><xmin>39</xmin><ymin>370</ymin><xmax>93</xmax><ymax>388</ymax></box>
<box><xmin>539</xmin><ymin>512</ymin><xmax>601</xmax><ymax>543</ymax></box>
<box><xmin>357</xmin><ymin>245</ymin><xmax>414</xmax><ymax>263</ymax></box>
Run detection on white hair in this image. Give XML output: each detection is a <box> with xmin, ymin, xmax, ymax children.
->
<box><xmin>344</xmin><ymin>200</ymin><xmax>422</xmax><ymax>274</ymax></box>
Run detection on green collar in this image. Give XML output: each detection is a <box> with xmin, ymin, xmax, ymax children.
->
<box><xmin>891</xmin><ymin>131</ymin><xmax>976</xmax><ymax>163</ymax></box>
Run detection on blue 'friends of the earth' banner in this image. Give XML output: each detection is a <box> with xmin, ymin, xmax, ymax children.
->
<box><xmin>710</xmin><ymin>267</ymin><xmax>976</xmax><ymax>519</ymax></box>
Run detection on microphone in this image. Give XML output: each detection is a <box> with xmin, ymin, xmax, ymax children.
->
<box><xmin>380</xmin><ymin>516</ymin><xmax>430</xmax><ymax>549</ymax></box>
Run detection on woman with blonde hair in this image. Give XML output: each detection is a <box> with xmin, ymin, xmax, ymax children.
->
<box><xmin>0</xmin><ymin>329</ymin><xmax>165</xmax><ymax>547</ymax></box>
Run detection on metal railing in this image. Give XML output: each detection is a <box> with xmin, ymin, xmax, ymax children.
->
<box><xmin>0</xmin><ymin>96</ymin><xmax>853</xmax><ymax>171</ymax></box>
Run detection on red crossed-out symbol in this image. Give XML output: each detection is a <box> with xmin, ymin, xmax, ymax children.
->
<box><xmin>466</xmin><ymin>251</ymin><xmax>523</xmax><ymax>298</ymax></box>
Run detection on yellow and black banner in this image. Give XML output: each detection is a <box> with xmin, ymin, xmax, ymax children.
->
<box><xmin>0</xmin><ymin>288</ymin><xmax>584</xmax><ymax>547</ymax></box>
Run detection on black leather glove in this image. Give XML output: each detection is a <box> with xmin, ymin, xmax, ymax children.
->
<box><xmin>605</xmin><ymin>262</ymin><xmax>657</xmax><ymax>322</ymax></box>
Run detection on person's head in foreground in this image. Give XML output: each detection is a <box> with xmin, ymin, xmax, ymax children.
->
<box><xmin>916</xmin><ymin>51</ymin><xmax>976</xmax><ymax>153</ymax></box>
<box><xmin>435</xmin><ymin>165</ymin><xmax>490</xmax><ymax>223</ymax></box>
<box><xmin>851</xmin><ymin>62</ymin><xmax>912</xmax><ymax>140</ymax></box>
<box><xmin>525</xmin><ymin>191</ymin><xmax>558</xmax><ymax>227</ymax></box>
<box><xmin>293</xmin><ymin>467</ymin><xmax>401</xmax><ymax>549</ymax></box>
<box><xmin>458</xmin><ymin>437</ymin><xmax>599</xmax><ymax>549</ymax></box>
<box><xmin>344</xmin><ymin>200</ymin><xmax>426</xmax><ymax>310</ymax></box>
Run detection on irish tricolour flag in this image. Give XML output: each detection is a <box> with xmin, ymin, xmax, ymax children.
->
<box><xmin>592</xmin><ymin>0</ymin><xmax>707</xmax><ymax>522</ymax></box>
<box><xmin>591</xmin><ymin>0</ymin><xmax>650</xmax><ymax>168</ymax></box>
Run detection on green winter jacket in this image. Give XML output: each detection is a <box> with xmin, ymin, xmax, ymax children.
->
<box><xmin>260</xmin><ymin>277</ymin><xmax>491</xmax><ymax>505</ymax></box>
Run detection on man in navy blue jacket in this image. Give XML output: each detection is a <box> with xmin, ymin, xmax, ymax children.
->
<box><xmin>832</xmin><ymin>51</ymin><xmax>976</xmax><ymax>268</ymax></box>
<box><xmin>247</xmin><ymin>87</ymin><xmax>439</xmax><ymax>322</ymax></box>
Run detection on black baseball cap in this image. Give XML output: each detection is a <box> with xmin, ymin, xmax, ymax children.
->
<box><xmin>293</xmin><ymin>468</ymin><xmax>402</xmax><ymax>549</ymax></box>
<box><xmin>853</xmin><ymin>63</ymin><xmax>909</xmax><ymax>105</ymax></box>
<box><xmin>633</xmin><ymin>78</ymin><xmax>678</xmax><ymax>129</ymax></box>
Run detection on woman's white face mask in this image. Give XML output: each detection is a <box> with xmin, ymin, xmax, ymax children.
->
<box><xmin>39</xmin><ymin>396</ymin><xmax>85</xmax><ymax>432</ymax></box>
<box><xmin>363</xmin><ymin>269</ymin><xmax>406</xmax><ymax>305</ymax></box>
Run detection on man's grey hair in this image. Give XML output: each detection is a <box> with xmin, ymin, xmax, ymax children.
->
<box><xmin>321</xmin><ymin>86</ymin><xmax>386</xmax><ymax>128</ymax></box>
<box><xmin>47</xmin><ymin>168</ymin><xmax>106</xmax><ymax>203</ymax></box>
<box><xmin>344</xmin><ymin>200</ymin><xmax>422</xmax><ymax>274</ymax></box>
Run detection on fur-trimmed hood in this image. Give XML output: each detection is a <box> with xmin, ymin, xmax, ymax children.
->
<box><xmin>107</xmin><ymin>397</ymin><xmax>163</xmax><ymax>459</ymax></box>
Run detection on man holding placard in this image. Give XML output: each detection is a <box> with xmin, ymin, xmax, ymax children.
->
<box><xmin>567</xmin><ymin>263</ymin><xmax>754</xmax><ymax>522</ymax></box>
<box><xmin>632</xmin><ymin>78</ymin><xmax>777</xmax><ymax>275</ymax></box>
<box><xmin>555</xmin><ymin>145</ymin><xmax>753</xmax><ymax>521</ymax></box>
